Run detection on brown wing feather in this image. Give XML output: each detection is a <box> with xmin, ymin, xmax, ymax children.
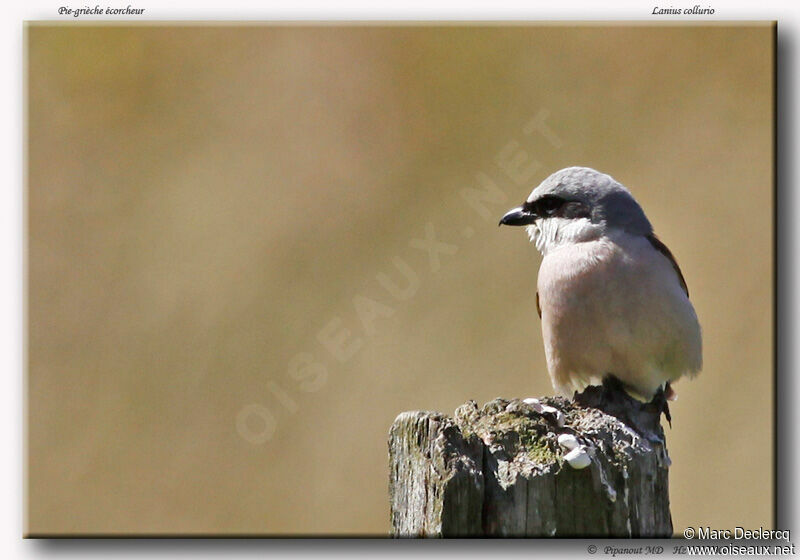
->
<box><xmin>646</xmin><ymin>233</ymin><xmax>689</xmax><ymax>297</ymax></box>
<box><xmin>536</xmin><ymin>291</ymin><xmax>541</xmax><ymax>318</ymax></box>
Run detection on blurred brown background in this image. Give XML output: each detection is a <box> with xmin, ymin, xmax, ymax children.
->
<box><xmin>26</xmin><ymin>23</ymin><xmax>774</xmax><ymax>535</ymax></box>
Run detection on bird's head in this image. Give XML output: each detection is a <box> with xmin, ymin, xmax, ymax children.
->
<box><xmin>499</xmin><ymin>167</ymin><xmax>653</xmax><ymax>255</ymax></box>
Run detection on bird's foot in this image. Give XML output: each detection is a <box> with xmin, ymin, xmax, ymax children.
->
<box><xmin>573</xmin><ymin>375</ymin><xmax>667</xmax><ymax>444</ymax></box>
<box><xmin>648</xmin><ymin>384</ymin><xmax>672</xmax><ymax>429</ymax></box>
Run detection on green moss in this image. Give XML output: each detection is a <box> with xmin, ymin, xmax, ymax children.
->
<box><xmin>526</xmin><ymin>439</ymin><xmax>558</xmax><ymax>465</ymax></box>
<box><xmin>472</xmin><ymin>409</ymin><xmax>559</xmax><ymax>465</ymax></box>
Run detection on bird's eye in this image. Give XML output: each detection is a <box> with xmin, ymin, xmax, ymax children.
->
<box><xmin>537</xmin><ymin>196</ymin><xmax>564</xmax><ymax>216</ymax></box>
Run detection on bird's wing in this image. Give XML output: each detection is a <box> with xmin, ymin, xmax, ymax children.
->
<box><xmin>536</xmin><ymin>291</ymin><xmax>542</xmax><ymax>318</ymax></box>
<box><xmin>646</xmin><ymin>233</ymin><xmax>689</xmax><ymax>297</ymax></box>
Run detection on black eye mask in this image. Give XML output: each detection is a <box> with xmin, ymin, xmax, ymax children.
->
<box><xmin>524</xmin><ymin>196</ymin><xmax>590</xmax><ymax>220</ymax></box>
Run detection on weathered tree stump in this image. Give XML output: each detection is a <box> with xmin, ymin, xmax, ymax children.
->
<box><xmin>388</xmin><ymin>391</ymin><xmax>673</xmax><ymax>538</ymax></box>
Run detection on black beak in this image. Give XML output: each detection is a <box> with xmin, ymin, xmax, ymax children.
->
<box><xmin>498</xmin><ymin>206</ymin><xmax>537</xmax><ymax>227</ymax></box>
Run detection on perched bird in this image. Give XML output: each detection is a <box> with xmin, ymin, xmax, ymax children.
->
<box><xmin>499</xmin><ymin>167</ymin><xmax>701</xmax><ymax>415</ymax></box>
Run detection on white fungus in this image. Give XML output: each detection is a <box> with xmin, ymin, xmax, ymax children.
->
<box><xmin>540</xmin><ymin>405</ymin><xmax>566</xmax><ymax>427</ymax></box>
<box><xmin>564</xmin><ymin>446</ymin><xmax>591</xmax><ymax>469</ymax></box>
<box><xmin>557</xmin><ymin>433</ymin><xmax>580</xmax><ymax>451</ymax></box>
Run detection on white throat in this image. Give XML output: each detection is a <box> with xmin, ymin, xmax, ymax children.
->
<box><xmin>526</xmin><ymin>217</ymin><xmax>604</xmax><ymax>255</ymax></box>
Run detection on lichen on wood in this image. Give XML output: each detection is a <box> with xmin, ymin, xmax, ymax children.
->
<box><xmin>389</xmin><ymin>391</ymin><xmax>673</xmax><ymax>538</ymax></box>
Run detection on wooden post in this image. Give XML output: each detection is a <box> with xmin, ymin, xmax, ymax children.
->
<box><xmin>388</xmin><ymin>392</ymin><xmax>673</xmax><ymax>537</ymax></box>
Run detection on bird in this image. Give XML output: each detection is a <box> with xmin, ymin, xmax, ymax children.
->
<box><xmin>499</xmin><ymin>167</ymin><xmax>701</xmax><ymax>419</ymax></box>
